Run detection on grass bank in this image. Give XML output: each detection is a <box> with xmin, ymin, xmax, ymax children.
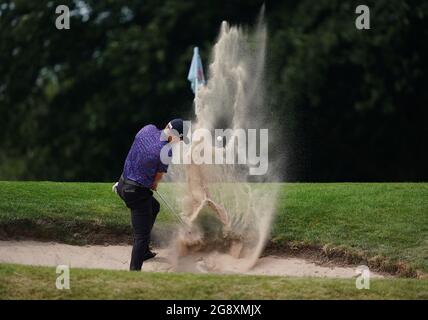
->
<box><xmin>0</xmin><ymin>263</ymin><xmax>427</xmax><ymax>300</ymax></box>
<box><xmin>0</xmin><ymin>181</ymin><xmax>427</xmax><ymax>275</ymax></box>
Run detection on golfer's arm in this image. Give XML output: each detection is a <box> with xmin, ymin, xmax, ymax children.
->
<box><xmin>153</xmin><ymin>172</ymin><xmax>164</xmax><ymax>185</ymax></box>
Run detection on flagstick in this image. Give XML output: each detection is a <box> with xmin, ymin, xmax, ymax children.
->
<box><xmin>194</xmin><ymin>69</ymin><xmax>198</xmax><ymax>116</ymax></box>
<box><xmin>192</xmin><ymin>60</ymin><xmax>198</xmax><ymax>165</ymax></box>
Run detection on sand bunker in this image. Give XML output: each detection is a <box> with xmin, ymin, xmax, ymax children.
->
<box><xmin>0</xmin><ymin>241</ymin><xmax>384</xmax><ymax>278</ymax></box>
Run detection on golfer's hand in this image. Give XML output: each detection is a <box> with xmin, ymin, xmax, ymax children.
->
<box><xmin>112</xmin><ymin>182</ymin><xmax>118</xmax><ymax>193</ymax></box>
<box><xmin>152</xmin><ymin>172</ymin><xmax>163</xmax><ymax>191</ymax></box>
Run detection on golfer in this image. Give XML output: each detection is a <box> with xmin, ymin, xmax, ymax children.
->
<box><xmin>115</xmin><ymin>119</ymin><xmax>184</xmax><ymax>271</ymax></box>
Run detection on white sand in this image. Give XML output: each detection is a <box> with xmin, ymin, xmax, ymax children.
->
<box><xmin>0</xmin><ymin>240</ymin><xmax>383</xmax><ymax>278</ymax></box>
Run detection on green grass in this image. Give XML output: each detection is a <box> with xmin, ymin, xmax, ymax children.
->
<box><xmin>0</xmin><ymin>182</ymin><xmax>427</xmax><ymax>273</ymax></box>
<box><xmin>0</xmin><ymin>182</ymin><xmax>176</xmax><ymax>243</ymax></box>
<box><xmin>274</xmin><ymin>183</ymin><xmax>428</xmax><ymax>274</ymax></box>
<box><xmin>0</xmin><ymin>263</ymin><xmax>427</xmax><ymax>300</ymax></box>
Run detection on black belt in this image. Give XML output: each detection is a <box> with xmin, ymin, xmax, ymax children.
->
<box><xmin>120</xmin><ymin>174</ymin><xmax>144</xmax><ymax>188</ymax></box>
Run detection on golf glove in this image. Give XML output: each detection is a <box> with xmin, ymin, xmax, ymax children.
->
<box><xmin>112</xmin><ymin>182</ymin><xmax>118</xmax><ymax>194</ymax></box>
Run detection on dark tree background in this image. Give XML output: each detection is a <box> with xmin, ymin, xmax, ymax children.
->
<box><xmin>0</xmin><ymin>0</ymin><xmax>427</xmax><ymax>182</ymax></box>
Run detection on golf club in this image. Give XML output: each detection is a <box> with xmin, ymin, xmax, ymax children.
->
<box><xmin>154</xmin><ymin>190</ymin><xmax>187</xmax><ymax>227</ymax></box>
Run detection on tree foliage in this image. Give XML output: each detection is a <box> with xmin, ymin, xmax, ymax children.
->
<box><xmin>0</xmin><ymin>0</ymin><xmax>427</xmax><ymax>181</ymax></box>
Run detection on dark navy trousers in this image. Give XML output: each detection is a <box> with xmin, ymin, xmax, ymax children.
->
<box><xmin>117</xmin><ymin>178</ymin><xmax>160</xmax><ymax>271</ymax></box>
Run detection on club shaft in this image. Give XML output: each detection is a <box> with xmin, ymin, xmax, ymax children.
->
<box><xmin>155</xmin><ymin>190</ymin><xmax>187</xmax><ymax>227</ymax></box>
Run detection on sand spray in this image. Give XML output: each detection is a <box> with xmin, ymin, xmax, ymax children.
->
<box><xmin>167</xmin><ymin>12</ymin><xmax>282</xmax><ymax>273</ymax></box>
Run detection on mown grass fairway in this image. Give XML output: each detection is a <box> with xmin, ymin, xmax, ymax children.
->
<box><xmin>0</xmin><ymin>263</ymin><xmax>427</xmax><ymax>300</ymax></box>
<box><xmin>1</xmin><ymin>181</ymin><xmax>427</xmax><ymax>299</ymax></box>
<box><xmin>0</xmin><ymin>181</ymin><xmax>427</xmax><ymax>274</ymax></box>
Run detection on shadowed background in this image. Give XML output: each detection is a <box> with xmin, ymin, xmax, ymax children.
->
<box><xmin>0</xmin><ymin>0</ymin><xmax>427</xmax><ymax>182</ymax></box>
